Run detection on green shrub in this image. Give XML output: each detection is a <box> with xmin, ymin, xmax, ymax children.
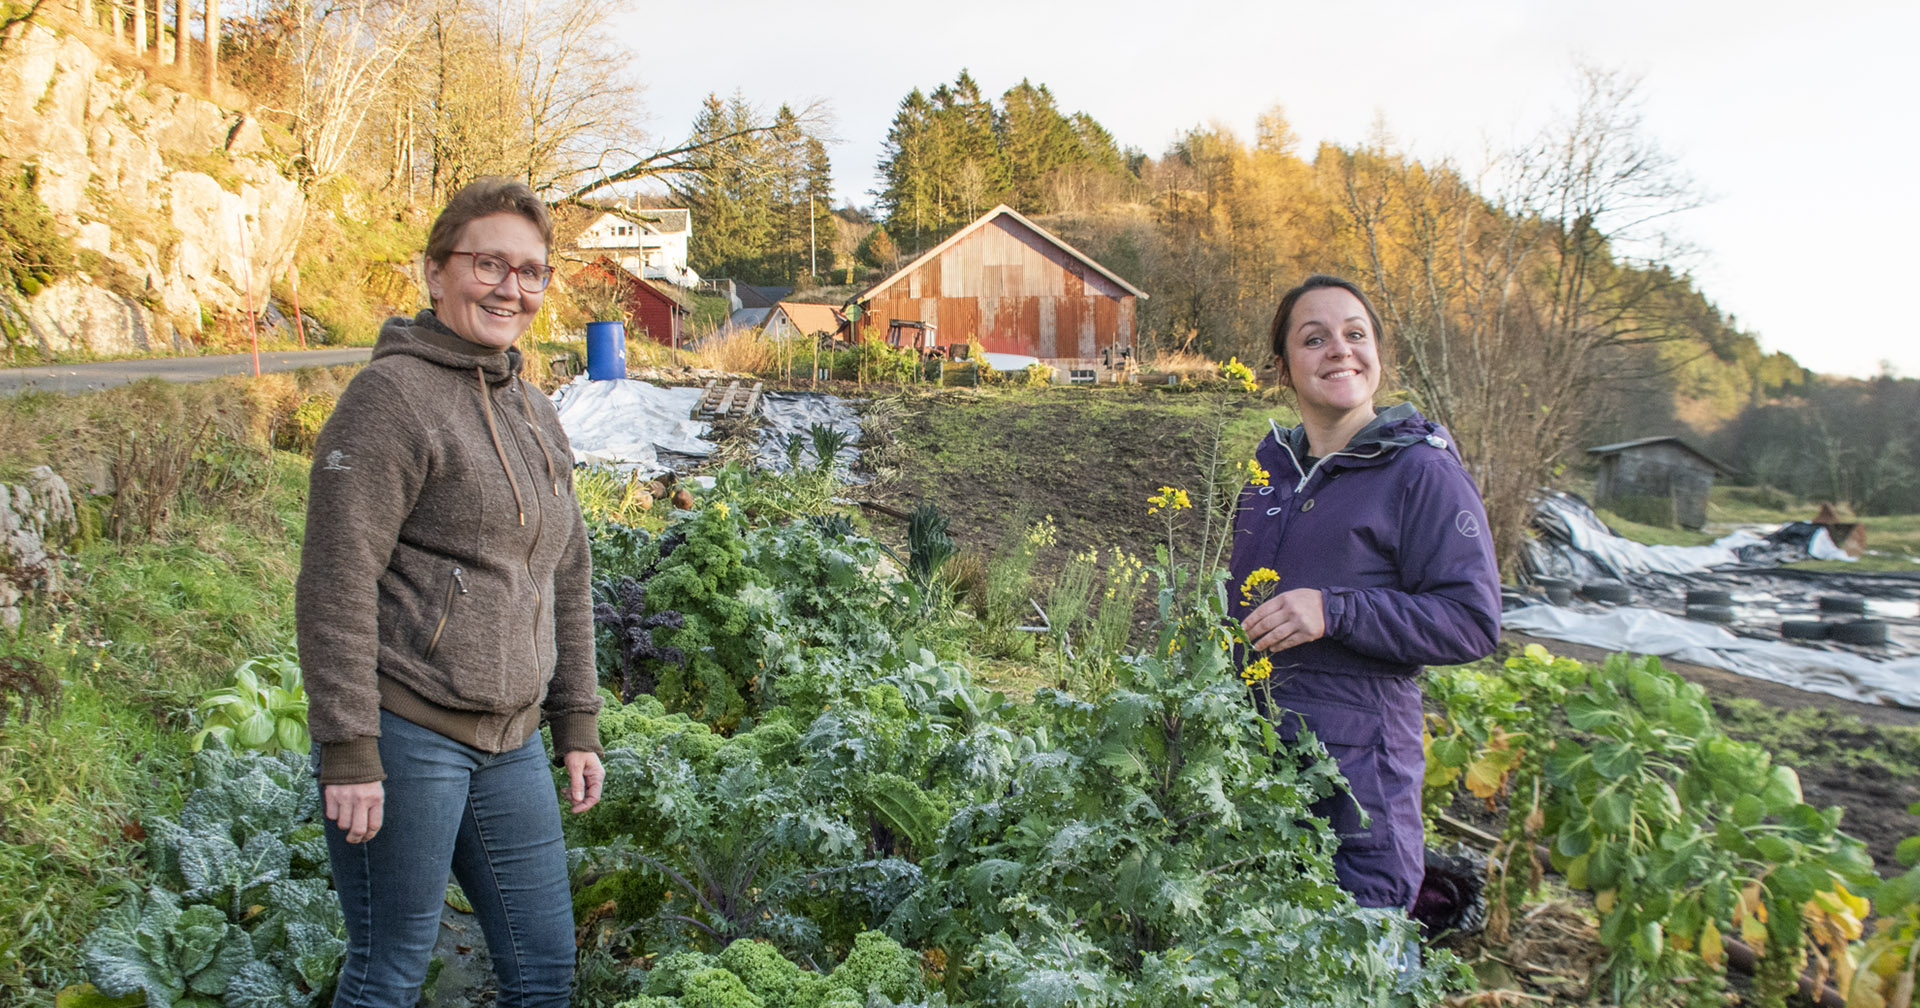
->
<box><xmin>0</xmin><ymin>162</ymin><xmax>72</xmax><ymax>295</ymax></box>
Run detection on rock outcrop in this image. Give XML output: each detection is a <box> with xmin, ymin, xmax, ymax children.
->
<box><xmin>0</xmin><ymin>466</ymin><xmax>75</xmax><ymax>630</ymax></box>
<box><xmin>0</xmin><ymin>22</ymin><xmax>305</xmax><ymax>356</ymax></box>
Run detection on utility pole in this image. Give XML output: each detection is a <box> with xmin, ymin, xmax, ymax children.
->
<box><xmin>808</xmin><ymin>195</ymin><xmax>817</xmax><ymax>280</ymax></box>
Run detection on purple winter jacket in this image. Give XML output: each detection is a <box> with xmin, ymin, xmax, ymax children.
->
<box><xmin>1228</xmin><ymin>402</ymin><xmax>1500</xmax><ymax>909</ymax></box>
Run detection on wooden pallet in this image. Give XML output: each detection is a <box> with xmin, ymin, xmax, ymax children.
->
<box><xmin>694</xmin><ymin>379</ymin><xmax>764</xmax><ymax>419</ymax></box>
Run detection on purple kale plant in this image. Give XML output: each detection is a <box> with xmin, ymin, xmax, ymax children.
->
<box><xmin>592</xmin><ymin>575</ymin><xmax>685</xmax><ymax>702</ymax></box>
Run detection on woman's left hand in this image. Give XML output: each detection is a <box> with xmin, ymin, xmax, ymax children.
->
<box><xmin>1243</xmin><ymin>588</ymin><xmax>1326</xmax><ymax>652</ymax></box>
<box><xmin>563</xmin><ymin>750</ymin><xmax>604</xmax><ymax>813</ymax></box>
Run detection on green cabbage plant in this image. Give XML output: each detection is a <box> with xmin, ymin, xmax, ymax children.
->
<box><xmin>191</xmin><ymin>647</ymin><xmax>308</xmax><ymax>754</ymax></box>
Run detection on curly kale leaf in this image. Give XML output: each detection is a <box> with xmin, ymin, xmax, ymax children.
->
<box><xmin>593</xmin><ymin>574</ymin><xmax>686</xmax><ymax>702</ymax></box>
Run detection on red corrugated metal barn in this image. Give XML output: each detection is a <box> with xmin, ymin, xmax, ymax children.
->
<box><xmin>848</xmin><ymin>205</ymin><xmax>1146</xmax><ymax>359</ymax></box>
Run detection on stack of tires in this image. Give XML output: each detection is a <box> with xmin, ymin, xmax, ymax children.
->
<box><xmin>1684</xmin><ymin>589</ymin><xmax>1737</xmax><ymax>625</ymax></box>
<box><xmin>1782</xmin><ymin>595</ymin><xmax>1888</xmax><ymax>645</ymax></box>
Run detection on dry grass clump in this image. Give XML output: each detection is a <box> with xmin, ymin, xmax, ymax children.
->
<box><xmin>688</xmin><ymin>328</ymin><xmax>775</xmax><ymax>375</ymax></box>
<box><xmin>1140</xmin><ymin>348</ymin><xmax>1237</xmax><ymax>382</ymax></box>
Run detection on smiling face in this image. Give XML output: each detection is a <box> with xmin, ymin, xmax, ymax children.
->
<box><xmin>423</xmin><ymin>212</ymin><xmax>548</xmax><ymax>351</ymax></box>
<box><xmin>1276</xmin><ymin>286</ymin><xmax>1381</xmax><ymax>423</ymax></box>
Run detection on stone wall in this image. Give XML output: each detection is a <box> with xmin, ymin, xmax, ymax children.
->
<box><xmin>0</xmin><ymin>23</ymin><xmax>305</xmax><ymax>356</ymax></box>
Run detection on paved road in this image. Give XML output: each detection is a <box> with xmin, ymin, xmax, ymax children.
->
<box><xmin>0</xmin><ymin>347</ymin><xmax>373</xmax><ymax>394</ymax></box>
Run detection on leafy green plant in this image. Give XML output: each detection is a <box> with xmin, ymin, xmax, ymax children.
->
<box><xmin>191</xmin><ymin>646</ymin><xmax>309</xmax><ymax>753</ymax></box>
<box><xmin>1830</xmin><ymin>811</ymin><xmax>1920</xmax><ymax>1008</ymax></box>
<box><xmin>1435</xmin><ymin>647</ymin><xmax>1877</xmax><ymax>1006</ymax></box>
<box><xmin>568</xmin><ymin>693</ymin><xmax>925</xmax><ymax>960</ymax></box>
<box><xmin>633</xmin><ymin>503</ymin><xmax>766</xmax><ymax>729</ymax></box>
<box><xmin>892</xmin><ymin>583</ymin><xmax>1458</xmax><ymax>1005</ymax></box>
<box><xmin>81</xmin><ymin>741</ymin><xmax>344</xmax><ymax>1008</ymax></box>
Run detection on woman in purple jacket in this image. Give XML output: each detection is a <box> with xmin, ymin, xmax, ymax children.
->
<box><xmin>1231</xmin><ymin>275</ymin><xmax>1501</xmax><ymax>910</ymax></box>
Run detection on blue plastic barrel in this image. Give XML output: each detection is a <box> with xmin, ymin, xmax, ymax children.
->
<box><xmin>585</xmin><ymin>321</ymin><xmax>626</xmax><ymax>380</ymax></box>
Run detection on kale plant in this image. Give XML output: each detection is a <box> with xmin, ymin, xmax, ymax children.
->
<box><xmin>594</xmin><ymin>575</ymin><xmax>685</xmax><ymax>703</ymax></box>
<box><xmin>568</xmin><ymin>695</ymin><xmax>923</xmax><ymax>963</ymax></box>
<box><xmin>889</xmin><ymin>595</ymin><xmax>1462</xmax><ymax>1005</ymax></box>
<box><xmin>632</xmin><ymin>504</ymin><xmax>766</xmax><ymax>730</ymax></box>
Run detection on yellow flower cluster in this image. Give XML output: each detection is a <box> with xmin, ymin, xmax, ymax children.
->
<box><xmin>1026</xmin><ymin>515</ymin><xmax>1058</xmax><ymax>548</ymax></box>
<box><xmin>1103</xmin><ymin>548</ymin><xmax>1146</xmax><ymax>599</ymax></box>
<box><xmin>1221</xmin><ymin>356</ymin><xmax>1258</xmax><ymax>393</ymax></box>
<box><xmin>1244</xmin><ymin>459</ymin><xmax>1270</xmax><ymax>487</ymax></box>
<box><xmin>1240</xmin><ymin>657</ymin><xmax>1273</xmax><ymax>684</ymax></box>
<box><xmin>1147</xmin><ymin>486</ymin><xmax>1192</xmax><ymax>515</ymax></box>
<box><xmin>1240</xmin><ymin>567</ymin><xmax>1280</xmax><ymax>607</ymax></box>
<box><xmin>714</xmin><ymin>501</ymin><xmax>731</xmax><ymax>517</ymax></box>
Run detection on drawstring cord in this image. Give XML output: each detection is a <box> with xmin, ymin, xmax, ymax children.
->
<box><xmin>477</xmin><ymin>366</ymin><xmax>527</xmax><ymax>526</ymax></box>
<box><xmin>514</xmin><ymin>378</ymin><xmax>562</xmax><ymax>496</ymax></box>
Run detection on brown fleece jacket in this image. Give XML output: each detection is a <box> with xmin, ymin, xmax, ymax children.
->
<box><xmin>297</xmin><ymin>311</ymin><xmax>601</xmax><ymax>785</ymax></box>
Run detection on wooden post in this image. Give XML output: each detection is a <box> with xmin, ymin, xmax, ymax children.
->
<box><xmin>239</xmin><ymin>216</ymin><xmax>259</xmax><ymax>375</ymax></box>
<box><xmin>289</xmin><ymin>264</ymin><xmax>307</xmax><ymax>349</ymax></box>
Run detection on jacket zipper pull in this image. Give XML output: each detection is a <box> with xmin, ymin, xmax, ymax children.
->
<box><xmin>453</xmin><ymin>567</ymin><xmax>468</xmax><ymax>594</ymax></box>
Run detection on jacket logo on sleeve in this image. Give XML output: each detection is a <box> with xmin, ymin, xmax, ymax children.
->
<box><xmin>322</xmin><ymin>450</ymin><xmax>352</xmax><ymax>471</ymax></box>
<box><xmin>1455</xmin><ymin>511</ymin><xmax>1480</xmax><ymax>538</ymax></box>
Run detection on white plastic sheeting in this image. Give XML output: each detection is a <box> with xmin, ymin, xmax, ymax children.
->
<box><xmin>982</xmin><ymin>352</ymin><xmax>1040</xmax><ymax>373</ymax></box>
<box><xmin>1535</xmin><ymin>490</ymin><xmax>1853</xmax><ymax>576</ymax></box>
<box><xmin>550</xmin><ymin>377</ymin><xmax>714</xmax><ymax>471</ymax></box>
<box><xmin>1504</xmin><ymin>604</ymin><xmax>1920</xmax><ymax>709</ymax></box>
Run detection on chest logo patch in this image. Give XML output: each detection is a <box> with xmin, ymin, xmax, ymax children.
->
<box><xmin>1455</xmin><ymin>511</ymin><xmax>1480</xmax><ymax>538</ymax></box>
<box><xmin>322</xmin><ymin>450</ymin><xmax>352</xmax><ymax>471</ymax></box>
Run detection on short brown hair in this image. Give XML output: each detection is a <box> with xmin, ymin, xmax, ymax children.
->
<box><xmin>424</xmin><ymin>178</ymin><xmax>553</xmax><ymax>266</ymax></box>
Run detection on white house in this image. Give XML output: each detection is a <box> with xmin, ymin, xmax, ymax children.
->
<box><xmin>571</xmin><ymin>208</ymin><xmax>697</xmax><ymax>287</ymax></box>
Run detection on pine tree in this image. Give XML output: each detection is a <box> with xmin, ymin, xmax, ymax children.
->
<box><xmin>997</xmin><ymin>79</ymin><xmax>1078</xmax><ymax>213</ymax></box>
<box><xmin>878</xmin><ymin>88</ymin><xmax>937</xmax><ymax>250</ymax></box>
<box><xmin>674</xmin><ymin>92</ymin><xmax>773</xmax><ymax>280</ymax></box>
<box><xmin>804</xmin><ymin>136</ymin><xmax>836</xmax><ymax>280</ymax></box>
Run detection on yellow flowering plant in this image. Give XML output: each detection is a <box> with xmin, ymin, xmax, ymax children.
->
<box><xmin>1221</xmin><ymin>356</ymin><xmax>1258</xmax><ymax>393</ymax></box>
<box><xmin>1239</xmin><ymin>567</ymin><xmax>1281</xmax><ymax>609</ymax></box>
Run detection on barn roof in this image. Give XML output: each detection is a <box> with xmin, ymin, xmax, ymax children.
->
<box><xmin>1586</xmin><ymin>436</ymin><xmax>1735</xmax><ymax>476</ymax></box>
<box><xmin>854</xmin><ymin>204</ymin><xmax>1148</xmax><ymax>304</ymax></box>
<box><xmin>773</xmin><ymin>301</ymin><xmax>844</xmax><ymax>336</ymax></box>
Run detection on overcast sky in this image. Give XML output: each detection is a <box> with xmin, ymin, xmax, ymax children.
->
<box><xmin>613</xmin><ymin>0</ymin><xmax>1919</xmax><ymax>379</ymax></box>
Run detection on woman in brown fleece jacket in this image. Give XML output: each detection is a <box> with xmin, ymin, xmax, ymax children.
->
<box><xmin>296</xmin><ymin>178</ymin><xmax>602</xmax><ymax>1008</ymax></box>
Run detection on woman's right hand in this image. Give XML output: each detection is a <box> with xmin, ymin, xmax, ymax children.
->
<box><xmin>324</xmin><ymin>781</ymin><xmax>385</xmax><ymax>843</ymax></box>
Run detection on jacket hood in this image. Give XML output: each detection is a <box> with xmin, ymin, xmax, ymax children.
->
<box><xmin>373</xmin><ymin>310</ymin><xmax>524</xmax><ymax>384</ymax></box>
<box><xmin>1265</xmin><ymin>402</ymin><xmax>1462</xmax><ymax>481</ymax></box>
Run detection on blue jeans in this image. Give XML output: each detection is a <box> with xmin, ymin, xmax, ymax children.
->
<box><xmin>321</xmin><ymin>711</ymin><xmax>575</xmax><ymax>1008</ymax></box>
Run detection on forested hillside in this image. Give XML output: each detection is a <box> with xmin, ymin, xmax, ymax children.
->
<box><xmin>3</xmin><ymin>8</ymin><xmax>1917</xmax><ymax>523</ymax></box>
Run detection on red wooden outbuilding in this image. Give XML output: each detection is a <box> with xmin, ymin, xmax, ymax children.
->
<box><xmin>569</xmin><ymin>257</ymin><xmax>692</xmax><ymax>348</ymax></box>
<box><xmin>846</xmin><ymin>205</ymin><xmax>1146</xmax><ymax>360</ymax></box>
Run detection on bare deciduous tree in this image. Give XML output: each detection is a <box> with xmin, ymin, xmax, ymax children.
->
<box><xmin>274</xmin><ymin>0</ymin><xmax>429</xmax><ymax>185</ymax></box>
<box><xmin>1339</xmin><ymin>67</ymin><xmax>1705</xmax><ymax>575</ymax></box>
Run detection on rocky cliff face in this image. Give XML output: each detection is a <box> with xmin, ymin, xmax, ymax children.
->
<box><xmin>0</xmin><ymin>22</ymin><xmax>305</xmax><ymax>356</ymax></box>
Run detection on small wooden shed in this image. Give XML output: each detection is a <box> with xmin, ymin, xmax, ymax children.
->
<box><xmin>846</xmin><ymin>205</ymin><xmax>1146</xmax><ymax>360</ymax></box>
<box><xmin>1587</xmin><ymin>436</ymin><xmax>1736</xmax><ymax>530</ymax></box>
<box><xmin>763</xmin><ymin>301</ymin><xmax>845</xmax><ymax>342</ymax></box>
